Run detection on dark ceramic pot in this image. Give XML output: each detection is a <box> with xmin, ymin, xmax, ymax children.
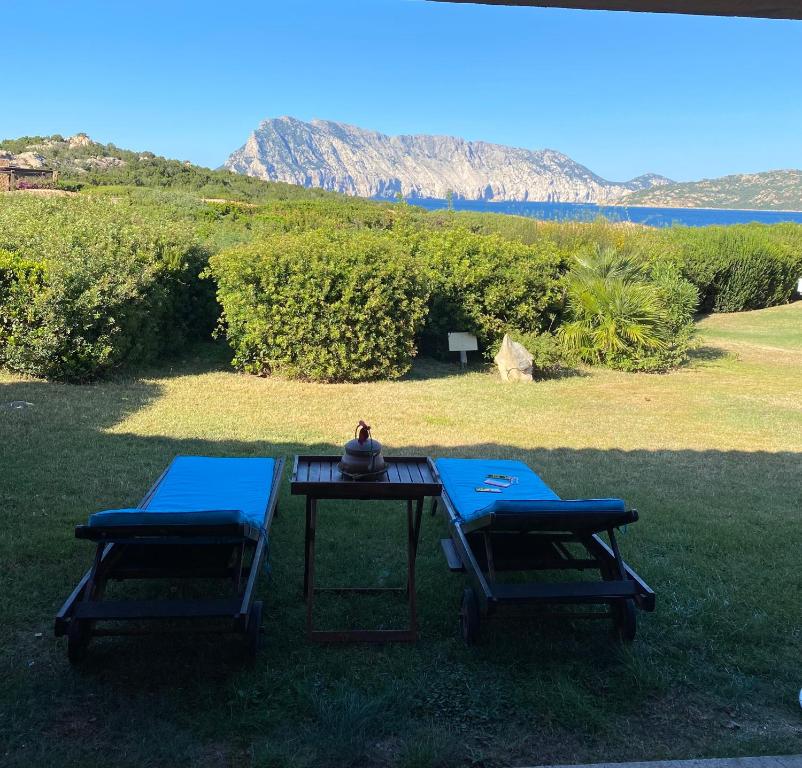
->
<box><xmin>338</xmin><ymin>421</ymin><xmax>387</xmax><ymax>480</ymax></box>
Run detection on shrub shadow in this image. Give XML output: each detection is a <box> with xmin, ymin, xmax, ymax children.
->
<box><xmin>686</xmin><ymin>344</ymin><xmax>733</xmax><ymax>364</ymax></box>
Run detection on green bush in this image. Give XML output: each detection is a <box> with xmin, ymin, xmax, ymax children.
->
<box><xmin>639</xmin><ymin>226</ymin><xmax>801</xmax><ymax>313</ymax></box>
<box><xmin>209</xmin><ymin>229</ymin><xmax>429</xmax><ymax>382</ymax></box>
<box><xmin>416</xmin><ymin>228</ymin><xmax>566</xmax><ymax>358</ymax></box>
<box><xmin>559</xmin><ymin>247</ymin><xmax>696</xmax><ymax>372</ymax></box>
<box><xmin>0</xmin><ymin>249</ymin><xmax>46</xmax><ymax>350</ymax></box>
<box><xmin>0</xmin><ymin>196</ymin><xmax>213</xmax><ymax>381</ymax></box>
<box><xmin>620</xmin><ymin>262</ymin><xmax>699</xmax><ymax>371</ymax></box>
<box><xmin>509</xmin><ymin>330</ymin><xmax>564</xmax><ymax>377</ymax></box>
<box><xmin>449</xmin><ymin>216</ymin><xmax>802</xmax><ymax>317</ymax></box>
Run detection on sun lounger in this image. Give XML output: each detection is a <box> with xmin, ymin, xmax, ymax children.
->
<box><xmin>433</xmin><ymin>458</ymin><xmax>654</xmax><ymax>643</ymax></box>
<box><xmin>55</xmin><ymin>455</ymin><xmax>284</xmax><ymax>662</ymax></box>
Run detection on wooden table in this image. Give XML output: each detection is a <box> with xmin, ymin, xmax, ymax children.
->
<box><xmin>290</xmin><ymin>455</ymin><xmax>442</xmax><ymax>643</ymax></box>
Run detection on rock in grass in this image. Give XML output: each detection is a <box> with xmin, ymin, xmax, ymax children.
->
<box><xmin>494</xmin><ymin>334</ymin><xmax>533</xmax><ymax>382</ymax></box>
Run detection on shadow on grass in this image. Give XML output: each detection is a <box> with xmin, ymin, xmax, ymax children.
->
<box><xmin>2</xmin><ymin>376</ymin><xmax>801</xmax><ymax>767</ymax></box>
<box><xmin>403</xmin><ymin>357</ymin><xmax>467</xmax><ymax>379</ymax></box>
<box><xmin>405</xmin><ymin>357</ymin><xmax>588</xmax><ymax>382</ymax></box>
<box><xmin>134</xmin><ymin>340</ymin><xmax>235</xmax><ymax>379</ymax></box>
<box><xmin>687</xmin><ymin>344</ymin><xmax>733</xmax><ymax>365</ymax></box>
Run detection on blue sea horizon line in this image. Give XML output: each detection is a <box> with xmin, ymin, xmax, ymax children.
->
<box><xmin>390</xmin><ymin>196</ymin><xmax>802</xmax><ymax>228</ymax></box>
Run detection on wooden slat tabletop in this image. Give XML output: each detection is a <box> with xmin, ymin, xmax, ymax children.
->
<box><xmin>291</xmin><ymin>455</ymin><xmax>441</xmax><ymax>500</ymax></box>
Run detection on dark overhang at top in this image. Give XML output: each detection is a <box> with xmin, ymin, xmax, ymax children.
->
<box><xmin>428</xmin><ymin>0</ymin><xmax>802</xmax><ymax>20</ymax></box>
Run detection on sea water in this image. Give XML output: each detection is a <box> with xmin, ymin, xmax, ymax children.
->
<box><xmin>407</xmin><ymin>197</ymin><xmax>802</xmax><ymax>228</ymax></box>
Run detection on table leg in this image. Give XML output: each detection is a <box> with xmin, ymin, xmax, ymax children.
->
<box><xmin>305</xmin><ymin>495</ymin><xmax>428</xmax><ymax>643</ymax></box>
<box><xmin>407</xmin><ymin>499</ymin><xmax>418</xmax><ymax>639</ymax></box>
<box><xmin>413</xmin><ymin>498</ymin><xmax>424</xmax><ymax>552</ymax></box>
<box><xmin>306</xmin><ymin>498</ymin><xmax>317</xmax><ymax>638</ymax></box>
<box><xmin>303</xmin><ymin>496</ymin><xmax>312</xmax><ymax>600</ymax></box>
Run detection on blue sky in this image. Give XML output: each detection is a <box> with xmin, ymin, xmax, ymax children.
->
<box><xmin>3</xmin><ymin>0</ymin><xmax>801</xmax><ymax>181</ymax></box>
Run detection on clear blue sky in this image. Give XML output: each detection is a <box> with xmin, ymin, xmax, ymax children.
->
<box><xmin>4</xmin><ymin>0</ymin><xmax>801</xmax><ymax>182</ymax></box>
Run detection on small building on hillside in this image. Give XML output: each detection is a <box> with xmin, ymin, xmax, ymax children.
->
<box><xmin>0</xmin><ymin>165</ymin><xmax>58</xmax><ymax>192</ymax></box>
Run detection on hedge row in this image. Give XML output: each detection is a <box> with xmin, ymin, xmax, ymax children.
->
<box><xmin>1</xmin><ymin>193</ymin><xmax>800</xmax><ymax>383</ymax></box>
<box><xmin>504</xmin><ymin>219</ymin><xmax>802</xmax><ymax>314</ymax></box>
<box><xmin>460</xmin><ymin>215</ymin><xmax>802</xmax><ymax>314</ymax></box>
<box><xmin>208</xmin><ymin>228</ymin><xmax>566</xmax><ymax>382</ymax></box>
<box><xmin>0</xmin><ymin>196</ymin><xmax>215</xmax><ymax>381</ymax></box>
<box><xmin>646</xmin><ymin>226</ymin><xmax>802</xmax><ymax>312</ymax></box>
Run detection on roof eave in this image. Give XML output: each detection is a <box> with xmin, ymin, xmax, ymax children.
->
<box><xmin>427</xmin><ymin>0</ymin><xmax>802</xmax><ymax>20</ymax></box>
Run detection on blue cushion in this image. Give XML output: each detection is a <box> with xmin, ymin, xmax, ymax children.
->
<box><xmin>88</xmin><ymin>507</ymin><xmax>245</xmax><ymax>527</ymax></box>
<box><xmin>435</xmin><ymin>458</ymin><xmax>559</xmax><ymax>523</ymax></box>
<box><xmin>88</xmin><ymin>456</ymin><xmax>276</xmax><ymax>528</ymax></box>
<box><xmin>484</xmin><ymin>498</ymin><xmax>626</xmax><ymax>515</ymax></box>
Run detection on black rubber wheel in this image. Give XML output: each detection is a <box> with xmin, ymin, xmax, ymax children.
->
<box><xmin>459</xmin><ymin>587</ymin><xmax>480</xmax><ymax>645</ymax></box>
<box><xmin>67</xmin><ymin>619</ymin><xmax>91</xmax><ymax>664</ymax></box>
<box><xmin>611</xmin><ymin>598</ymin><xmax>637</xmax><ymax>642</ymax></box>
<box><xmin>246</xmin><ymin>600</ymin><xmax>264</xmax><ymax>658</ymax></box>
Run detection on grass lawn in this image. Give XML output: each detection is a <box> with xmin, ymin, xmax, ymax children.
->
<box><xmin>1</xmin><ymin>302</ymin><xmax>801</xmax><ymax>768</ymax></box>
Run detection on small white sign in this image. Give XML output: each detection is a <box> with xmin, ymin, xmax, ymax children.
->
<box><xmin>448</xmin><ymin>332</ymin><xmax>478</xmax><ymax>353</ymax></box>
<box><xmin>797</xmin><ymin>277</ymin><xmax>802</xmax><ymax>296</ymax></box>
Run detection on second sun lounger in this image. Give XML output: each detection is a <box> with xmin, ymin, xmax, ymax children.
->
<box><xmin>55</xmin><ymin>455</ymin><xmax>284</xmax><ymax>662</ymax></box>
<box><xmin>433</xmin><ymin>458</ymin><xmax>655</xmax><ymax>643</ymax></box>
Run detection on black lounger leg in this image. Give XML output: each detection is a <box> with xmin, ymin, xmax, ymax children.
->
<box><xmin>607</xmin><ymin>528</ymin><xmax>636</xmax><ymax>641</ymax></box>
<box><xmin>608</xmin><ymin>528</ymin><xmax>627</xmax><ymax>579</ymax></box>
<box><xmin>482</xmin><ymin>532</ymin><xmax>496</xmax><ymax>583</ymax></box>
<box><xmin>68</xmin><ymin>544</ymin><xmax>106</xmax><ymax>663</ymax></box>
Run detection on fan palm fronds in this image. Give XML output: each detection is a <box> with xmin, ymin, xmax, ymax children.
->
<box><xmin>559</xmin><ymin>248</ymin><xmax>673</xmax><ymax>367</ymax></box>
<box><xmin>571</xmin><ymin>244</ymin><xmax>647</xmax><ymax>286</ymax></box>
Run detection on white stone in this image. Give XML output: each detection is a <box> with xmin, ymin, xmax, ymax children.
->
<box><xmin>68</xmin><ymin>133</ymin><xmax>93</xmax><ymax>148</ymax></box>
<box><xmin>14</xmin><ymin>152</ymin><xmax>47</xmax><ymax>169</ymax></box>
<box><xmin>494</xmin><ymin>334</ymin><xmax>534</xmax><ymax>382</ymax></box>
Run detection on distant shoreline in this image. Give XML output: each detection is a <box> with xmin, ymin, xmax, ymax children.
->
<box><xmin>404</xmin><ymin>197</ymin><xmax>802</xmax><ymax>228</ymax></box>
<box><xmin>399</xmin><ymin>197</ymin><xmax>802</xmax><ymax>215</ymax></box>
<box><xmin>450</xmin><ymin>198</ymin><xmax>802</xmax><ymax>215</ymax></box>
<box><xmin>606</xmin><ymin>201</ymin><xmax>802</xmax><ymax>214</ymax></box>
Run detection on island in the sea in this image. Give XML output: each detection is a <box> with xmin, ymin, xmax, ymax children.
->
<box><xmin>224</xmin><ymin>116</ymin><xmax>802</xmax><ymax>214</ymax></box>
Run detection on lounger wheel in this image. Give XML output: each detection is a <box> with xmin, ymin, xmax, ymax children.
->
<box><xmin>67</xmin><ymin>618</ymin><xmax>91</xmax><ymax>664</ymax></box>
<box><xmin>611</xmin><ymin>598</ymin><xmax>636</xmax><ymax>643</ymax></box>
<box><xmin>460</xmin><ymin>587</ymin><xmax>480</xmax><ymax>645</ymax></box>
<box><xmin>246</xmin><ymin>600</ymin><xmax>264</xmax><ymax>658</ymax></box>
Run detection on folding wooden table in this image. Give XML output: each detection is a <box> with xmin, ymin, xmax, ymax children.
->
<box><xmin>290</xmin><ymin>455</ymin><xmax>441</xmax><ymax>643</ymax></box>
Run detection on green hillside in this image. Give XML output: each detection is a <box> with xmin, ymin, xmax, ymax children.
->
<box><xmin>620</xmin><ymin>169</ymin><xmax>802</xmax><ymax>211</ymax></box>
<box><xmin>0</xmin><ymin>134</ymin><xmax>338</xmax><ymax>202</ymax></box>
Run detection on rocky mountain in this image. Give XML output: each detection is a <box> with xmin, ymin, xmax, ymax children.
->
<box><xmin>224</xmin><ymin>117</ymin><xmax>673</xmax><ymax>205</ymax></box>
<box><xmin>619</xmin><ymin>170</ymin><xmax>802</xmax><ymax>211</ymax></box>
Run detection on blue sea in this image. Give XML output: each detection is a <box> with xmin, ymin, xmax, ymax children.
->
<box><xmin>408</xmin><ymin>197</ymin><xmax>802</xmax><ymax>227</ymax></box>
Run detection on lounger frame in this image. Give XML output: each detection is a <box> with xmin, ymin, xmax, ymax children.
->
<box><xmin>434</xmin><ymin>490</ymin><xmax>655</xmax><ymax>642</ymax></box>
<box><xmin>55</xmin><ymin>458</ymin><xmax>284</xmax><ymax>661</ymax></box>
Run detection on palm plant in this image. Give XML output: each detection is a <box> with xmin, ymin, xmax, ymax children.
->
<box><xmin>570</xmin><ymin>245</ymin><xmax>647</xmax><ymax>285</ymax></box>
<box><xmin>559</xmin><ymin>246</ymin><xmax>670</xmax><ymax>366</ymax></box>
